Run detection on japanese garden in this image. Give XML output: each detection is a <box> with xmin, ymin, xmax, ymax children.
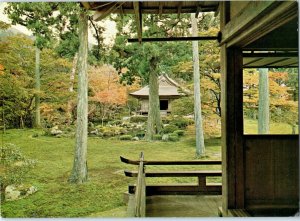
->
<box><xmin>0</xmin><ymin>1</ymin><xmax>299</xmax><ymax>218</ymax></box>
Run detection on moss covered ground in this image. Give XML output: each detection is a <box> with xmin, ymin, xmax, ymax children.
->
<box><xmin>1</xmin><ymin>119</ymin><xmax>296</xmax><ymax>217</ymax></box>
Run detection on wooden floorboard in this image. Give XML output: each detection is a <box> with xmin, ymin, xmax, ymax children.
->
<box><xmin>146</xmin><ymin>195</ymin><xmax>222</xmax><ymax>217</ymax></box>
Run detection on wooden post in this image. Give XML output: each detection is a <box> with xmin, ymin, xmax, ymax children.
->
<box><xmin>198</xmin><ymin>176</ymin><xmax>207</xmax><ymax>190</ymax></box>
<box><xmin>69</xmin><ymin>10</ymin><xmax>89</xmax><ymax>183</ymax></box>
<box><xmin>221</xmin><ymin>46</ymin><xmax>244</xmax><ymax>210</ymax></box>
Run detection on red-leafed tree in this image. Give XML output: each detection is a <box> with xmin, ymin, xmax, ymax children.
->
<box><xmin>89</xmin><ymin>65</ymin><xmax>128</xmax><ymax>125</ymax></box>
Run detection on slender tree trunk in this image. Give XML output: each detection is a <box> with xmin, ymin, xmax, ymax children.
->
<box><xmin>34</xmin><ymin>46</ymin><xmax>41</xmax><ymax>128</ymax></box>
<box><xmin>69</xmin><ymin>11</ymin><xmax>88</xmax><ymax>184</ymax></box>
<box><xmin>191</xmin><ymin>13</ymin><xmax>205</xmax><ymax>157</ymax></box>
<box><xmin>258</xmin><ymin>68</ymin><xmax>270</xmax><ymax>134</ymax></box>
<box><xmin>67</xmin><ymin>53</ymin><xmax>78</xmax><ymax>125</ymax></box>
<box><xmin>145</xmin><ymin>57</ymin><xmax>161</xmax><ymax>140</ymax></box>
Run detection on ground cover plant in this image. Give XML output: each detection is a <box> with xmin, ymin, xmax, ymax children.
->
<box><xmin>1</xmin><ymin>119</ymin><xmax>296</xmax><ymax>217</ymax></box>
<box><xmin>1</xmin><ymin>126</ymin><xmax>221</xmax><ymax>218</ymax></box>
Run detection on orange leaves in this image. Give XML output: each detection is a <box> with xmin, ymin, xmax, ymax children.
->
<box><xmin>89</xmin><ymin>65</ymin><xmax>128</xmax><ymax>106</ymax></box>
<box><xmin>0</xmin><ymin>64</ymin><xmax>4</xmax><ymax>75</ymax></box>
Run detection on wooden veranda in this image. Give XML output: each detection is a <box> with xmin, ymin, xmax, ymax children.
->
<box><xmin>81</xmin><ymin>1</ymin><xmax>299</xmax><ymax>217</ymax></box>
<box><xmin>121</xmin><ymin>153</ymin><xmax>222</xmax><ymax>217</ymax></box>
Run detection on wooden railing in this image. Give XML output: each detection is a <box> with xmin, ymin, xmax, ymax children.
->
<box><xmin>126</xmin><ymin>152</ymin><xmax>146</xmax><ymax>217</ymax></box>
<box><xmin>121</xmin><ymin>154</ymin><xmax>222</xmax><ymax>197</ymax></box>
<box><xmin>134</xmin><ymin>152</ymin><xmax>146</xmax><ymax>217</ymax></box>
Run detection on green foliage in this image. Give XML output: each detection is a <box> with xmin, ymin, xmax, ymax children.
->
<box><xmin>0</xmin><ymin>129</ymin><xmax>223</xmax><ymax>217</ymax></box>
<box><xmin>96</xmin><ymin>125</ymin><xmax>127</xmax><ymax>137</ymax></box>
<box><xmin>130</xmin><ymin>115</ymin><xmax>148</xmax><ymax>123</ymax></box>
<box><xmin>168</xmin><ymin>133</ymin><xmax>179</xmax><ymax>142</ymax></box>
<box><xmin>172</xmin><ymin>117</ymin><xmax>190</xmax><ymax>129</ymax></box>
<box><xmin>0</xmin><ymin>21</ymin><xmax>10</xmax><ymax>30</ymax></box>
<box><xmin>174</xmin><ymin>130</ymin><xmax>185</xmax><ymax>136</ymax></box>
<box><xmin>134</xmin><ymin>131</ymin><xmax>145</xmax><ymax>138</ymax></box>
<box><xmin>0</xmin><ymin>143</ymin><xmax>36</xmax><ymax>199</ymax></box>
<box><xmin>162</xmin><ymin>124</ymin><xmax>179</xmax><ymax>134</ymax></box>
<box><xmin>119</xmin><ymin>135</ymin><xmax>132</xmax><ymax>140</ymax></box>
<box><xmin>170</xmin><ymin>97</ymin><xmax>194</xmax><ymax>116</ymax></box>
<box><xmin>152</xmin><ymin>134</ymin><xmax>162</xmax><ymax>140</ymax></box>
<box><xmin>243</xmin><ymin>68</ymin><xmax>298</xmax><ymax>128</ymax></box>
<box><xmin>0</xmin><ymin>35</ymin><xmax>72</xmax><ymax>128</ymax></box>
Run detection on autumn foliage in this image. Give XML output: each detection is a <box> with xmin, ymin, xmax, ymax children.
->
<box><xmin>88</xmin><ymin>65</ymin><xmax>132</xmax><ymax>123</ymax></box>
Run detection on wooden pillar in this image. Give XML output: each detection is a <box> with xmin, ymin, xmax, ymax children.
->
<box><xmin>221</xmin><ymin>46</ymin><xmax>244</xmax><ymax>211</ymax></box>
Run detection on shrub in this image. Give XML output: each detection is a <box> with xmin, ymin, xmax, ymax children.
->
<box><xmin>162</xmin><ymin>124</ymin><xmax>178</xmax><ymax>134</ymax></box>
<box><xmin>130</xmin><ymin>115</ymin><xmax>148</xmax><ymax>123</ymax></box>
<box><xmin>161</xmin><ymin>116</ymin><xmax>172</xmax><ymax>124</ymax></box>
<box><xmin>169</xmin><ymin>133</ymin><xmax>179</xmax><ymax>142</ymax></box>
<box><xmin>135</xmin><ymin>131</ymin><xmax>145</xmax><ymax>138</ymax></box>
<box><xmin>108</xmin><ymin>120</ymin><xmax>122</xmax><ymax>126</ymax></box>
<box><xmin>170</xmin><ymin>97</ymin><xmax>194</xmax><ymax>116</ymax></box>
<box><xmin>119</xmin><ymin>135</ymin><xmax>132</xmax><ymax>140</ymax></box>
<box><xmin>153</xmin><ymin>134</ymin><xmax>162</xmax><ymax>140</ymax></box>
<box><xmin>172</xmin><ymin>118</ymin><xmax>190</xmax><ymax>129</ymax></box>
<box><xmin>174</xmin><ymin>130</ymin><xmax>185</xmax><ymax>136</ymax></box>
<box><xmin>96</xmin><ymin>126</ymin><xmax>127</xmax><ymax>137</ymax></box>
<box><xmin>0</xmin><ymin>143</ymin><xmax>36</xmax><ymax>201</ymax></box>
<box><xmin>32</xmin><ymin>133</ymin><xmax>39</xmax><ymax>138</ymax></box>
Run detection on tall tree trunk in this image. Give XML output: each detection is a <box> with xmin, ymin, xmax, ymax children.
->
<box><xmin>145</xmin><ymin>57</ymin><xmax>161</xmax><ymax>140</ymax></box>
<box><xmin>258</xmin><ymin>68</ymin><xmax>270</xmax><ymax>134</ymax></box>
<box><xmin>69</xmin><ymin>11</ymin><xmax>88</xmax><ymax>184</ymax></box>
<box><xmin>67</xmin><ymin>53</ymin><xmax>78</xmax><ymax>125</ymax></box>
<box><xmin>34</xmin><ymin>46</ymin><xmax>41</xmax><ymax>128</ymax></box>
<box><xmin>191</xmin><ymin>13</ymin><xmax>205</xmax><ymax>157</ymax></box>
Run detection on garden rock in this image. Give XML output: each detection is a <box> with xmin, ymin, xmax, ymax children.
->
<box><xmin>5</xmin><ymin>184</ymin><xmax>37</xmax><ymax>201</ymax></box>
<box><xmin>162</xmin><ymin>134</ymin><xmax>169</xmax><ymax>141</ymax></box>
<box><xmin>131</xmin><ymin>136</ymin><xmax>139</xmax><ymax>141</ymax></box>
<box><xmin>50</xmin><ymin>126</ymin><xmax>63</xmax><ymax>136</ymax></box>
<box><xmin>122</xmin><ymin>116</ymin><xmax>130</xmax><ymax>122</ymax></box>
<box><xmin>90</xmin><ymin>129</ymin><xmax>99</xmax><ymax>136</ymax></box>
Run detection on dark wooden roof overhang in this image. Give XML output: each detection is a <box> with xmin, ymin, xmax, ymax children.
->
<box><xmin>83</xmin><ymin>1</ymin><xmax>298</xmax><ymax>68</ymax></box>
<box><xmin>82</xmin><ymin>1</ymin><xmax>219</xmax><ymax>43</ymax></box>
<box><xmin>218</xmin><ymin>1</ymin><xmax>298</xmax><ymax>68</ymax></box>
<box><xmin>242</xmin><ymin>15</ymin><xmax>298</xmax><ymax>68</ymax></box>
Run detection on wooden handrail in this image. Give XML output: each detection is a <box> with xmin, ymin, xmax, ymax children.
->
<box><xmin>120</xmin><ymin>156</ymin><xmax>221</xmax><ymax>165</ymax></box>
<box><xmin>134</xmin><ymin>152</ymin><xmax>146</xmax><ymax>217</ymax></box>
<box><xmin>123</xmin><ymin>153</ymin><xmax>222</xmax><ymax>215</ymax></box>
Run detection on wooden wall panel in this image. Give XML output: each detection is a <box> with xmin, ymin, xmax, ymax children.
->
<box><xmin>244</xmin><ymin>135</ymin><xmax>299</xmax><ymax>208</ymax></box>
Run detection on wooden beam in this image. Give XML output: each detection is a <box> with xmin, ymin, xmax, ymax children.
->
<box><xmin>120</xmin><ymin>5</ymin><xmax>124</xmax><ymax>19</ymax></box>
<box><xmin>133</xmin><ymin>1</ymin><xmax>142</xmax><ymax>43</ymax></box>
<box><xmin>159</xmin><ymin>2</ymin><xmax>163</xmax><ymax>18</ymax></box>
<box><xmin>243</xmin><ymin>52</ymin><xmax>298</xmax><ymax>58</ymax></box>
<box><xmin>81</xmin><ymin>2</ymin><xmax>91</xmax><ymax>10</ymax></box>
<box><xmin>221</xmin><ymin>1</ymin><xmax>297</xmax><ymax>47</ymax></box>
<box><xmin>195</xmin><ymin>5</ymin><xmax>202</xmax><ymax>18</ymax></box>
<box><xmin>177</xmin><ymin>2</ymin><xmax>182</xmax><ymax>19</ymax></box>
<box><xmin>93</xmin><ymin>2</ymin><xmax>119</xmax><ymax>21</ymax></box>
<box><xmin>214</xmin><ymin>3</ymin><xmax>220</xmax><ymax>17</ymax></box>
<box><xmin>243</xmin><ymin>58</ymin><xmax>263</xmax><ymax>66</ymax></box>
<box><xmin>128</xmin><ymin>36</ymin><xmax>218</xmax><ymax>42</ymax></box>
